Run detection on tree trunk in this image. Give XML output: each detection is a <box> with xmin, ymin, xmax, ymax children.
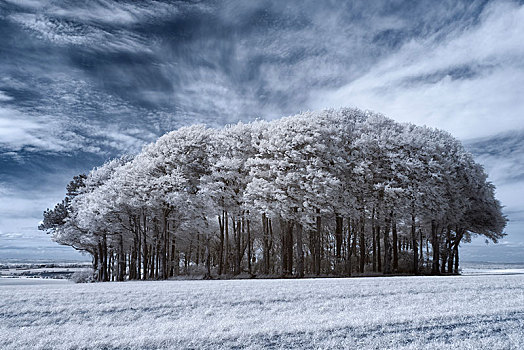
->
<box><xmin>447</xmin><ymin>232</ymin><xmax>454</xmax><ymax>274</ymax></box>
<box><xmin>392</xmin><ymin>215</ymin><xmax>398</xmax><ymax>272</ymax></box>
<box><xmin>218</xmin><ymin>212</ymin><xmax>225</xmax><ymax>275</ymax></box>
<box><xmin>136</xmin><ymin>221</ymin><xmax>141</xmax><ymax>279</ymax></box>
<box><xmin>162</xmin><ymin>211</ymin><xmax>168</xmax><ymax>279</ymax></box>
<box><xmin>268</xmin><ymin>219</ymin><xmax>274</xmax><ymax>274</ymax></box>
<box><xmin>296</xmin><ymin>222</ymin><xmax>304</xmax><ymax>278</ymax></box>
<box><xmin>346</xmin><ymin>218</ymin><xmax>352</xmax><ymax>276</ymax></box>
<box><xmin>204</xmin><ymin>235</ymin><xmax>211</xmax><ymax>279</ymax></box>
<box><xmin>224</xmin><ymin>211</ymin><xmax>229</xmax><ymax>274</ymax></box>
<box><xmin>335</xmin><ymin>215</ymin><xmax>343</xmax><ymax>262</ymax></box>
<box><xmin>352</xmin><ymin>219</ymin><xmax>358</xmax><ymax>273</ymax></box>
<box><xmin>359</xmin><ymin>215</ymin><xmax>366</xmax><ymax>274</ymax></box>
<box><xmin>453</xmin><ymin>228</ymin><xmax>464</xmax><ymax>274</ymax></box>
<box><xmin>431</xmin><ymin>219</ymin><xmax>440</xmax><ymax>275</ymax></box>
<box><xmin>419</xmin><ymin>229</ymin><xmax>424</xmax><ymax>269</ymax></box>
<box><xmin>102</xmin><ymin>234</ymin><xmax>108</xmax><ymax>281</ymax></box>
<box><xmin>441</xmin><ymin>226</ymin><xmax>451</xmax><ymax>274</ymax></box>
<box><xmin>233</xmin><ymin>217</ymin><xmax>241</xmax><ymax>275</ymax></box>
<box><xmin>142</xmin><ymin>225</ymin><xmax>148</xmax><ymax>280</ymax></box>
<box><xmin>170</xmin><ymin>238</ymin><xmax>177</xmax><ymax>277</ymax></box>
<box><xmin>280</xmin><ymin>219</ymin><xmax>294</xmax><ymax>276</ymax></box>
<box><xmin>411</xmin><ymin>213</ymin><xmax>418</xmax><ymax>274</ymax></box>
<box><xmin>372</xmin><ymin>208</ymin><xmax>376</xmax><ymax>272</ymax></box>
<box><xmin>315</xmin><ymin>209</ymin><xmax>322</xmax><ymax>275</ymax></box>
<box><xmin>247</xmin><ymin>218</ymin><xmax>252</xmax><ymax>275</ymax></box>
<box><xmin>262</xmin><ymin>213</ymin><xmax>270</xmax><ymax>274</ymax></box>
<box><xmin>118</xmin><ymin>234</ymin><xmax>125</xmax><ymax>281</ymax></box>
<box><xmin>376</xmin><ymin>224</ymin><xmax>382</xmax><ymax>272</ymax></box>
<box><xmin>454</xmin><ymin>247</ymin><xmax>459</xmax><ymax>274</ymax></box>
<box><xmin>383</xmin><ymin>212</ymin><xmax>392</xmax><ymax>275</ymax></box>
<box><xmin>287</xmin><ymin>220</ymin><xmax>294</xmax><ymax>275</ymax></box>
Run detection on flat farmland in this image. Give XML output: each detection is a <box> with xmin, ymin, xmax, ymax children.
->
<box><xmin>1</xmin><ymin>274</ymin><xmax>523</xmax><ymax>349</ymax></box>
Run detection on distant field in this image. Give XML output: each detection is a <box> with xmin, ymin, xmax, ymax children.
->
<box><xmin>1</xmin><ymin>273</ymin><xmax>523</xmax><ymax>349</ymax></box>
<box><xmin>0</xmin><ymin>261</ymin><xmax>91</xmax><ymax>280</ymax></box>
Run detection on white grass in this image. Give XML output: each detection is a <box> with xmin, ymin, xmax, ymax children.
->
<box><xmin>1</xmin><ymin>274</ymin><xmax>523</xmax><ymax>349</ymax></box>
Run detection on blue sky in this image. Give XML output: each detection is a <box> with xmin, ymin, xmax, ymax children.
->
<box><xmin>0</xmin><ymin>0</ymin><xmax>523</xmax><ymax>262</ymax></box>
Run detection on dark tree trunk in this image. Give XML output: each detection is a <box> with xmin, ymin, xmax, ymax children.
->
<box><xmin>101</xmin><ymin>234</ymin><xmax>108</xmax><ymax>282</ymax></box>
<box><xmin>376</xmin><ymin>224</ymin><xmax>382</xmax><ymax>272</ymax></box>
<box><xmin>309</xmin><ymin>228</ymin><xmax>317</xmax><ymax>275</ymax></box>
<box><xmin>359</xmin><ymin>215</ymin><xmax>366</xmax><ymax>274</ymax></box>
<box><xmin>454</xmin><ymin>247</ymin><xmax>459</xmax><ymax>274</ymax></box>
<box><xmin>195</xmin><ymin>234</ymin><xmax>200</xmax><ymax>266</ymax></box>
<box><xmin>204</xmin><ymin>235</ymin><xmax>211</xmax><ymax>279</ymax></box>
<box><xmin>346</xmin><ymin>218</ymin><xmax>352</xmax><ymax>276</ymax></box>
<box><xmin>170</xmin><ymin>238</ymin><xmax>176</xmax><ymax>277</ymax></box>
<box><xmin>335</xmin><ymin>215</ymin><xmax>343</xmax><ymax>262</ymax></box>
<box><xmin>453</xmin><ymin>228</ymin><xmax>464</xmax><ymax>274</ymax></box>
<box><xmin>372</xmin><ymin>208</ymin><xmax>377</xmax><ymax>272</ymax></box>
<box><xmin>218</xmin><ymin>212</ymin><xmax>225</xmax><ymax>275</ymax></box>
<box><xmin>262</xmin><ymin>213</ymin><xmax>270</xmax><ymax>274</ymax></box>
<box><xmin>247</xmin><ymin>218</ymin><xmax>252</xmax><ymax>275</ymax></box>
<box><xmin>315</xmin><ymin>210</ymin><xmax>322</xmax><ymax>275</ymax></box>
<box><xmin>351</xmin><ymin>219</ymin><xmax>358</xmax><ymax>272</ymax></box>
<box><xmin>441</xmin><ymin>226</ymin><xmax>451</xmax><ymax>274</ymax></box>
<box><xmin>392</xmin><ymin>215</ymin><xmax>398</xmax><ymax>272</ymax></box>
<box><xmin>287</xmin><ymin>221</ymin><xmax>294</xmax><ymax>275</ymax></box>
<box><xmin>383</xmin><ymin>212</ymin><xmax>392</xmax><ymax>275</ymax></box>
<box><xmin>136</xmin><ymin>219</ymin><xmax>141</xmax><ymax>279</ymax></box>
<box><xmin>448</xmin><ymin>232</ymin><xmax>454</xmax><ymax>274</ymax></box>
<box><xmin>268</xmin><ymin>219</ymin><xmax>274</xmax><ymax>274</ymax></box>
<box><xmin>296</xmin><ymin>222</ymin><xmax>304</xmax><ymax>278</ymax></box>
<box><xmin>411</xmin><ymin>213</ymin><xmax>418</xmax><ymax>274</ymax></box>
<box><xmin>162</xmin><ymin>211</ymin><xmax>169</xmax><ymax>279</ymax></box>
<box><xmin>142</xmin><ymin>222</ymin><xmax>148</xmax><ymax>280</ymax></box>
<box><xmin>280</xmin><ymin>218</ymin><xmax>294</xmax><ymax>276</ymax></box>
<box><xmin>92</xmin><ymin>249</ymin><xmax>99</xmax><ymax>280</ymax></box>
<box><xmin>280</xmin><ymin>219</ymin><xmax>285</xmax><ymax>275</ymax></box>
<box><xmin>118</xmin><ymin>234</ymin><xmax>125</xmax><ymax>281</ymax></box>
<box><xmin>224</xmin><ymin>211</ymin><xmax>229</xmax><ymax>274</ymax></box>
<box><xmin>233</xmin><ymin>217</ymin><xmax>241</xmax><ymax>276</ymax></box>
<box><xmin>419</xmin><ymin>229</ymin><xmax>424</xmax><ymax>269</ymax></box>
<box><xmin>431</xmin><ymin>219</ymin><xmax>440</xmax><ymax>275</ymax></box>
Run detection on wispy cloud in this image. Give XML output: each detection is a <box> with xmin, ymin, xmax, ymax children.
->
<box><xmin>310</xmin><ymin>1</ymin><xmax>524</xmax><ymax>139</ymax></box>
<box><xmin>5</xmin><ymin>0</ymin><xmax>182</xmax><ymax>25</ymax></box>
<box><xmin>0</xmin><ymin>107</ymin><xmax>60</xmax><ymax>152</ymax></box>
<box><xmin>9</xmin><ymin>12</ymin><xmax>153</xmax><ymax>54</ymax></box>
<box><xmin>0</xmin><ymin>91</ymin><xmax>13</xmax><ymax>101</ymax></box>
<box><xmin>466</xmin><ymin>131</ymin><xmax>524</xmax><ymax>186</ymax></box>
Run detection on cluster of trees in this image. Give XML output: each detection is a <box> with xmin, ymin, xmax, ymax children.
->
<box><xmin>40</xmin><ymin>108</ymin><xmax>506</xmax><ymax>281</ymax></box>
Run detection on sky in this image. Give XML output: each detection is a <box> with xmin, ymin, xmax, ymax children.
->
<box><xmin>0</xmin><ymin>0</ymin><xmax>523</xmax><ymax>262</ymax></box>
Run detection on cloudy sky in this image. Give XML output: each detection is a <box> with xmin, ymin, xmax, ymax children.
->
<box><xmin>0</xmin><ymin>0</ymin><xmax>523</xmax><ymax>262</ymax></box>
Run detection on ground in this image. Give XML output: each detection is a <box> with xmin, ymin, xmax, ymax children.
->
<box><xmin>1</xmin><ymin>269</ymin><xmax>524</xmax><ymax>349</ymax></box>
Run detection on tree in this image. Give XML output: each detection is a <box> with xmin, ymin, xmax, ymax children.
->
<box><xmin>41</xmin><ymin>108</ymin><xmax>507</xmax><ymax>281</ymax></box>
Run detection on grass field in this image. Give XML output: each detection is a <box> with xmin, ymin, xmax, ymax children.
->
<box><xmin>1</xmin><ymin>273</ymin><xmax>523</xmax><ymax>349</ymax></box>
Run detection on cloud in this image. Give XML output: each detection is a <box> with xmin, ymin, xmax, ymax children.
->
<box><xmin>5</xmin><ymin>0</ymin><xmax>182</xmax><ymax>25</ymax></box>
<box><xmin>0</xmin><ymin>91</ymin><xmax>13</xmax><ymax>101</ymax></box>
<box><xmin>9</xmin><ymin>12</ymin><xmax>153</xmax><ymax>54</ymax></box>
<box><xmin>0</xmin><ymin>108</ymin><xmax>55</xmax><ymax>151</ymax></box>
<box><xmin>466</xmin><ymin>130</ymin><xmax>524</xmax><ymax>185</ymax></box>
<box><xmin>0</xmin><ymin>107</ymin><xmax>95</xmax><ymax>153</ymax></box>
<box><xmin>309</xmin><ymin>1</ymin><xmax>524</xmax><ymax>139</ymax></box>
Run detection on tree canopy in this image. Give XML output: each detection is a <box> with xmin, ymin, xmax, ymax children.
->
<box><xmin>40</xmin><ymin>108</ymin><xmax>507</xmax><ymax>281</ymax></box>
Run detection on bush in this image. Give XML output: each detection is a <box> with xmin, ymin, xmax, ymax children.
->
<box><xmin>70</xmin><ymin>269</ymin><xmax>95</xmax><ymax>283</ymax></box>
<box><xmin>398</xmin><ymin>251</ymin><xmax>415</xmax><ymax>273</ymax></box>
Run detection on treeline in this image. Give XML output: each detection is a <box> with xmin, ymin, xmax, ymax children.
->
<box><xmin>40</xmin><ymin>108</ymin><xmax>506</xmax><ymax>281</ymax></box>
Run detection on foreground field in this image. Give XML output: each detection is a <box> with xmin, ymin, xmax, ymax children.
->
<box><xmin>1</xmin><ymin>274</ymin><xmax>523</xmax><ymax>349</ymax></box>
